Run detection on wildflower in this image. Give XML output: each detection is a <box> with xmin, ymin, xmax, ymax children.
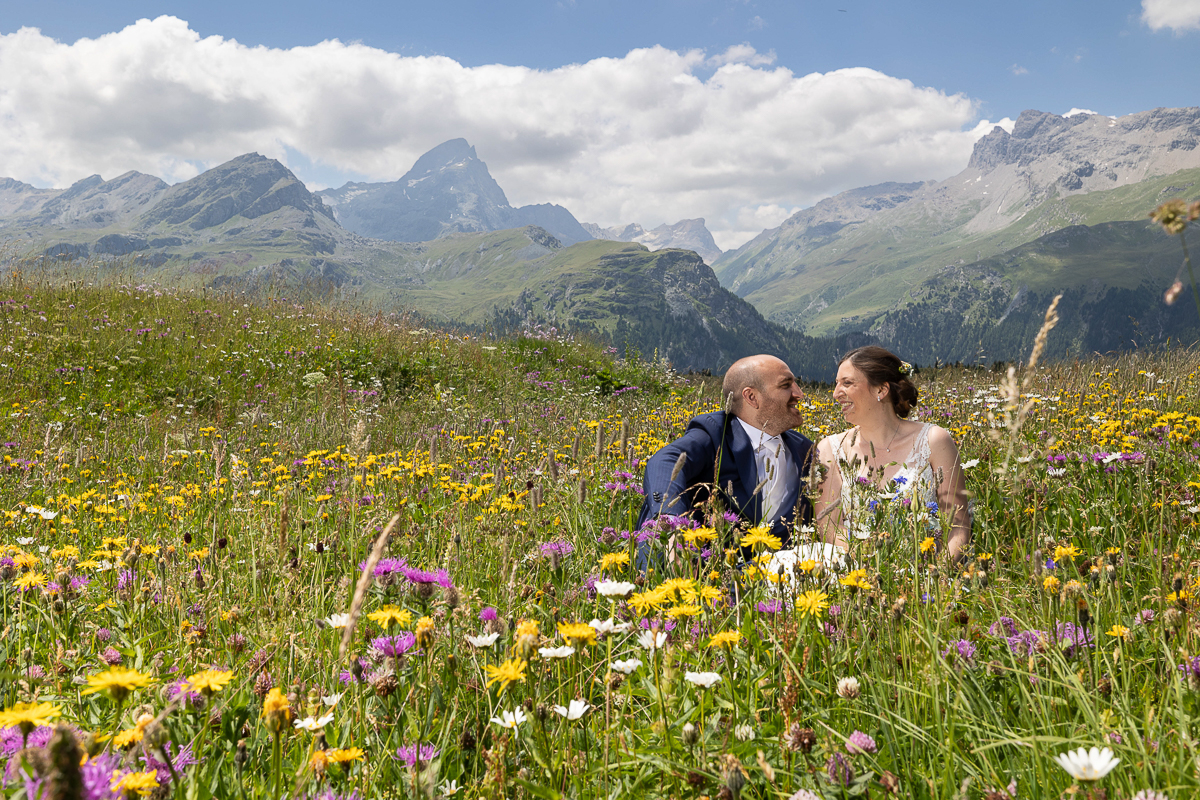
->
<box><xmin>846</xmin><ymin>730</ymin><xmax>878</xmax><ymax>755</ymax></box>
<box><xmin>81</xmin><ymin>666</ymin><xmax>153</xmax><ymax>702</ymax></box>
<box><xmin>490</xmin><ymin>708</ymin><xmax>527</xmax><ymax>729</ymax></box>
<box><xmin>796</xmin><ymin>590</ymin><xmax>830</xmax><ymax>619</ymax></box>
<box><xmin>538</xmin><ymin>645</ymin><xmax>575</xmax><ymax>659</ymax></box>
<box><xmin>1151</xmin><ymin>198</ymin><xmax>1189</xmax><ymax>234</ymax></box>
<box><xmin>638</xmin><ymin>630</ymin><xmax>668</xmax><ymax>650</ymax></box>
<box><xmin>1107</xmin><ymin>624</ymin><xmax>1130</xmax><ymax>640</ymax></box>
<box><xmin>515</xmin><ymin>619</ymin><xmax>539</xmax><ymax>638</ymax></box>
<box><xmin>709</xmin><ymin>630</ymin><xmax>742</xmax><ymax>649</ymax></box>
<box><xmin>557</xmin><ymin>620</ymin><xmax>598</xmax><ymax>647</ymax></box>
<box><xmin>756</xmin><ymin>599</ymin><xmax>784</xmax><ymax>614</ymax></box>
<box><xmin>395</xmin><ymin>743</ymin><xmax>440</xmax><ymax>767</ymax></box>
<box><xmin>324</xmin><ymin>613</ymin><xmax>351</xmax><ymax>629</ymax></box>
<box><xmin>836</xmin><ymin>676</ymin><xmax>861</xmax><ymax>699</ymax></box>
<box><xmin>111</xmin><ymin>770</ymin><xmax>159</xmax><ymax>797</ymax></box>
<box><xmin>665</xmin><ymin>602</ymin><xmax>703</xmax><ymax>618</ymax></box>
<box><xmin>1054</xmin><ymin>544</ymin><xmax>1081</xmax><ymax>562</ymax></box>
<box><xmin>942</xmin><ymin>639</ymin><xmax>978</xmax><ymax>665</ymax></box>
<box><xmin>826</xmin><ymin>752</ymin><xmax>855</xmax><ymax>787</ymax></box>
<box><xmin>414</xmin><ymin>616</ymin><xmax>435</xmax><ymax>649</ymax></box>
<box><xmin>367</xmin><ymin>606</ymin><xmax>413</xmax><ymax>630</ymax></box>
<box><xmin>185</xmin><ymin>669</ymin><xmax>234</xmax><ymax>696</ymax></box>
<box><xmin>611</xmin><ymin>658</ymin><xmax>642</xmax><ymax>674</ymax></box>
<box><xmin>327</xmin><ymin>747</ymin><xmax>366</xmax><ymax>764</ymax></box>
<box><xmin>1053</xmin><ymin>746</ymin><xmax>1119</xmax><ymax>781</ymax></box>
<box><xmin>262</xmin><ymin>687</ymin><xmax>292</xmax><ymax>733</ymax></box>
<box><xmin>598</xmin><ymin>551</ymin><xmax>631</xmax><ymax>573</ymax></box>
<box><xmin>322</xmin><ymin>692</ymin><xmax>343</xmax><ymax>706</ymax></box>
<box><xmin>14</xmin><ymin>571</ymin><xmax>47</xmax><ymax>591</ymax></box>
<box><xmin>920</xmin><ymin>537</ymin><xmax>936</xmax><ymax>554</ymax></box>
<box><xmin>594</xmin><ymin>580</ymin><xmax>636</xmax><ymax>598</ymax></box>
<box><xmin>741</xmin><ymin>525</ymin><xmax>782</xmax><ymax>552</ymax></box>
<box><xmin>684</xmin><ymin>671</ymin><xmax>721</xmax><ymax>688</ymax></box>
<box><xmin>371</xmin><ymin>633</ymin><xmax>416</xmax><ymax>659</ymax></box>
<box><xmin>0</xmin><ymin>700</ymin><xmax>61</xmax><ymax>735</ymax></box>
<box><xmin>734</xmin><ymin>723</ymin><xmax>755</xmax><ymax>741</ymax></box>
<box><xmin>294</xmin><ymin>712</ymin><xmax>335</xmax><ymax>731</ymax></box>
<box><xmin>484</xmin><ymin>657</ymin><xmax>527</xmax><ymax>693</ymax></box>
<box><xmin>1043</xmin><ymin>576</ymin><xmax>1061</xmax><ymax>593</ymax></box>
<box><xmin>839</xmin><ymin>569</ymin><xmax>871</xmax><ymax>591</ymax></box>
<box><xmin>464</xmin><ymin>632</ymin><xmax>500</xmax><ymax>648</ymax></box>
<box><xmin>553</xmin><ymin>699</ymin><xmax>590</xmax><ymax>720</ymax></box>
<box><xmin>479</xmin><ymin>607</ymin><xmax>499</xmax><ymax>622</ymax></box>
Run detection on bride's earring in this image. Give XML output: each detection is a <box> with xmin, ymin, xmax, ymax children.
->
<box><xmin>876</xmin><ymin>395</ymin><xmax>881</xmax><ymax>402</ymax></box>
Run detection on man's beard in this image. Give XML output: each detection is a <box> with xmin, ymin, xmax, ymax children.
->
<box><xmin>759</xmin><ymin>402</ymin><xmax>802</xmax><ymax>436</ymax></box>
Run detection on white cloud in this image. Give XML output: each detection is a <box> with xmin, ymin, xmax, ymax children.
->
<box><xmin>0</xmin><ymin>16</ymin><xmax>1000</xmax><ymax>248</ymax></box>
<box><xmin>1010</xmin><ymin>64</ymin><xmax>1029</xmax><ymax>76</ymax></box>
<box><xmin>1142</xmin><ymin>0</ymin><xmax>1200</xmax><ymax>31</ymax></box>
<box><xmin>1063</xmin><ymin>108</ymin><xmax>1097</xmax><ymax>118</ymax></box>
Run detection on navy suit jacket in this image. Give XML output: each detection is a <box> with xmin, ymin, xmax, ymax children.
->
<box><xmin>635</xmin><ymin>411</ymin><xmax>815</xmax><ymax>547</ymax></box>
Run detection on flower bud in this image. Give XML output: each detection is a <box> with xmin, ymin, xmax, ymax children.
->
<box><xmin>681</xmin><ymin>722</ymin><xmax>698</xmax><ymax>746</ymax></box>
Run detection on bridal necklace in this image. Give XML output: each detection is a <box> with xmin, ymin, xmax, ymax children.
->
<box><xmin>882</xmin><ymin>422</ymin><xmax>902</xmax><ymax>453</ymax></box>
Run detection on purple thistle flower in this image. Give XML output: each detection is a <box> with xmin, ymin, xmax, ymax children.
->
<box><xmin>81</xmin><ymin>751</ymin><xmax>123</xmax><ymax>799</ymax></box>
<box><xmin>370</xmin><ymin>633</ymin><xmax>416</xmax><ymax>659</ymax></box>
<box><xmin>141</xmin><ymin>741</ymin><xmax>199</xmax><ymax>784</ymax></box>
<box><xmin>479</xmin><ymin>607</ymin><xmax>498</xmax><ymax>622</ymax></box>
<box><xmin>402</xmin><ymin>566</ymin><xmax>452</xmax><ymax>588</ymax></box>
<box><xmin>989</xmin><ymin>617</ymin><xmax>1018</xmax><ymax>637</ymax></box>
<box><xmin>846</xmin><ymin>730</ymin><xmax>877</xmax><ymax>755</ymax></box>
<box><xmin>941</xmin><ymin>639</ymin><xmax>978</xmax><ymax>665</ymax></box>
<box><xmin>756</xmin><ymin>599</ymin><xmax>784</xmax><ymax>614</ymax></box>
<box><xmin>539</xmin><ymin>539</ymin><xmax>575</xmax><ymax>558</ymax></box>
<box><xmin>394</xmin><ymin>743</ymin><xmax>440</xmax><ymax>767</ymax></box>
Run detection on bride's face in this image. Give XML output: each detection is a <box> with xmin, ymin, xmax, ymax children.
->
<box><xmin>832</xmin><ymin>361</ymin><xmax>878</xmax><ymax>423</ymax></box>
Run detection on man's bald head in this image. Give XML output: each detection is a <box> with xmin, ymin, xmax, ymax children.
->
<box><xmin>722</xmin><ymin>355</ymin><xmax>804</xmax><ymax>435</ymax></box>
<box><xmin>722</xmin><ymin>355</ymin><xmax>773</xmax><ymax>415</ymax></box>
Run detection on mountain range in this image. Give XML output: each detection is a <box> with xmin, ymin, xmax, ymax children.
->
<box><xmin>0</xmin><ymin>107</ymin><xmax>1198</xmax><ymax>377</ymax></box>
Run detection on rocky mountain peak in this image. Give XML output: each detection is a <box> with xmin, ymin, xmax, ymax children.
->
<box><xmin>583</xmin><ymin>218</ymin><xmax>721</xmax><ymax>264</ymax></box>
<box><xmin>406</xmin><ymin>138</ymin><xmax>480</xmax><ymax>178</ymax></box>
<box><xmin>138</xmin><ymin>153</ymin><xmax>334</xmax><ymax>231</ymax></box>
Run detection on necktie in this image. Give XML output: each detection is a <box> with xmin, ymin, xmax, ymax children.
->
<box><xmin>760</xmin><ymin>436</ymin><xmax>787</xmax><ymax>519</ymax></box>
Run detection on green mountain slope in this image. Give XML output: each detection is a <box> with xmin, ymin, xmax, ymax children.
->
<box><xmin>714</xmin><ymin>108</ymin><xmax>1200</xmax><ymax>336</ymax></box>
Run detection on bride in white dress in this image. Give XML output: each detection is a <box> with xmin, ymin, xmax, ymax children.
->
<box><xmin>813</xmin><ymin>346</ymin><xmax>971</xmax><ymax>563</ymax></box>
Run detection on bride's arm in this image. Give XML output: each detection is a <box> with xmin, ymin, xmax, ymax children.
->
<box><xmin>812</xmin><ymin>436</ymin><xmax>848</xmax><ymax>550</ymax></box>
<box><xmin>927</xmin><ymin>426</ymin><xmax>971</xmax><ymax>563</ymax></box>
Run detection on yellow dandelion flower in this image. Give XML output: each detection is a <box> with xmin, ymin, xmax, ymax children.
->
<box><xmin>839</xmin><ymin>569</ymin><xmax>871</xmax><ymax>591</ymax></box>
<box><xmin>0</xmin><ymin>701</ymin><xmax>61</xmax><ymax>733</ymax></box>
<box><xmin>557</xmin><ymin>621</ymin><xmax>597</xmax><ymax>647</ymax></box>
<box><xmin>682</xmin><ymin>527</ymin><xmax>717</xmax><ymax>545</ymax></box>
<box><xmin>484</xmin><ymin>657</ymin><xmax>528</xmax><ymax>693</ymax></box>
<box><xmin>665</xmin><ymin>603</ymin><xmax>702</xmax><ymax>618</ymax></box>
<box><xmin>326</xmin><ymin>747</ymin><xmax>366</xmax><ymax>764</ymax></box>
<box><xmin>185</xmin><ymin>669</ymin><xmax>234</xmax><ymax>696</ymax></box>
<box><xmin>515</xmin><ymin>619</ymin><xmax>539</xmax><ymax>639</ymax></box>
<box><xmin>919</xmin><ymin>537</ymin><xmax>936</xmax><ymax>554</ymax></box>
<box><xmin>414</xmin><ymin>616</ymin><xmax>436</xmax><ymax>648</ymax></box>
<box><xmin>262</xmin><ymin>687</ymin><xmax>292</xmax><ymax>733</ymax></box>
<box><xmin>81</xmin><ymin>666</ymin><xmax>153</xmax><ymax>702</ymax></box>
<box><xmin>110</xmin><ymin>770</ymin><xmax>159</xmax><ymax>797</ymax></box>
<box><xmin>798</xmin><ymin>559</ymin><xmax>818</xmax><ymax>573</ymax></box>
<box><xmin>13</xmin><ymin>552</ymin><xmax>39</xmax><ymax>570</ymax></box>
<box><xmin>367</xmin><ymin>606</ymin><xmax>413</xmax><ymax>630</ymax></box>
<box><xmin>1107</xmin><ymin>625</ymin><xmax>1129</xmax><ymax>639</ymax></box>
<box><xmin>796</xmin><ymin>590</ymin><xmax>830</xmax><ymax>618</ymax></box>
<box><xmin>657</xmin><ymin>577</ymin><xmax>698</xmax><ymax>602</ymax></box>
<box><xmin>598</xmin><ymin>551</ymin><xmax>630</xmax><ymax>573</ymax></box>
<box><xmin>1043</xmin><ymin>576</ymin><xmax>1061</xmax><ymax>593</ymax></box>
<box><xmin>709</xmin><ymin>630</ymin><xmax>742</xmax><ymax>649</ymax></box>
<box><xmin>112</xmin><ymin>726</ymin><xmax>145</xmax><ymax>749</ymax></box>
<box><xmin>740</xmin><ymin>526</ymin><xmax>782</xmax><ymax>552</ymax></box>
<box><xmin>1053</xmin><ymin>544</ymin><xmax>1081</xmax><ymax>562</ymax></box>
<box><xmin>188</xmin><ymin>548</ymin><xmax>210</xmax><ymax>561</ymax></box>
<box><xmin>699</xmin><ymin>585</ymin><xmax>725</xmax><ymax>608</ymax></box>
<box><xmin>628</xmin><ymin>588</ymin><xmax>668</xmax><ymax>616</ymax></box>
<box><xmin>13</xmin><ymin>571</ymin><xmax>47</xmax><ymax>591</ymax></box>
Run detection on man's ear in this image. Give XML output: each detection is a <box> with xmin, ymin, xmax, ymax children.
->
<box><xmin>742</xmin><ymin>386</ymin><xmax>758</xmax><ymax>409</ymax></box>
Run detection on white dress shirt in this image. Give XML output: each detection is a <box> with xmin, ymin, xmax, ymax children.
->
<box><xmin>736</xmin><ymin>417</ymin><xmax>797</xmax><ymax>520</ymax></box>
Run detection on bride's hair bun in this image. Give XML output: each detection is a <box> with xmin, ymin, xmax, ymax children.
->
<box><xmin>839</xmin><ymin>346</ymin><xmax>919</xmax><ymax>418</ymax></box>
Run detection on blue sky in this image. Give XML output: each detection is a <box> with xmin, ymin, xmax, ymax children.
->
<box><xmin>0</xmin><ymin>0</ymin><xmax>1197</xmax><ymax>246</ymax></box>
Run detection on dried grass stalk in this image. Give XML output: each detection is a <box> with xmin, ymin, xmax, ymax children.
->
<box><xmin>337</xmin><ymin>513</ymin><xmax>401</xmax><ymax>663</ymax></box>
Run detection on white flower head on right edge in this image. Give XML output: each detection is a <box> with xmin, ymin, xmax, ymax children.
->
<box><xmin>1054</xmin><ymin>746</ymin><xmax>1119</xmax><ymax>781</ymax></box>
<box><xmin>553</xmin><ymin>699</ymin><xmax>590</xmax><ymax>720</ymax></box>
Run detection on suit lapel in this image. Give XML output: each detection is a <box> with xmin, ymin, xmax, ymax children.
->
<box><xmin>726</xmin><ymin>415</ymin><xmax>762</xmax><ymax>520</ymax></box>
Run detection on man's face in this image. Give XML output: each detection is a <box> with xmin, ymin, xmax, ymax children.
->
<box><xmin>749</xmin><ymin>359</ymin><xmax>804</xmax><ymax>435</ymax></box>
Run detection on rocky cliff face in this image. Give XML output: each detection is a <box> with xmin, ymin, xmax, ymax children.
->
<box><xmin>582</xmin><ymin>218</ymin><xmax>722</xmax><ymax>264</ymax></box>
<box><xmin>317</xmin><ymin>139</ymin><xmax>592</xmax><ymax>246</ymax></box>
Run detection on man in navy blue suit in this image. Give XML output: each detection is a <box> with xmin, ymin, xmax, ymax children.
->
<box><xmin>636</xmin><ymin>354</ymin><xmax>815</xmax><ymax>555</ymax></box>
